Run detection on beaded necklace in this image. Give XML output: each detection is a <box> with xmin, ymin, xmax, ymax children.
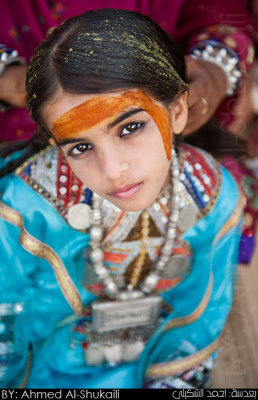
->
<box><xmin>89</xmin><ymin>148</ymin><xmax>180</xmax><ymax>300</ymax></box>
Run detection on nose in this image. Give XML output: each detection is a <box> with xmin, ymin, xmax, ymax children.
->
<box><xmin>98</xmin><ymin>145</ymin><xmax>129</xmax><ymax>181</ymax></box>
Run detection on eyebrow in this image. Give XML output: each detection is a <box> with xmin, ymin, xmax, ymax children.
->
<box><xmin>107</xmin><ymin>108</ymin><xmax>145</xmax><ymax>129</ymax></box>
<box><xmin>56</xmin><ymin>107</ymin><xmax>146</xmax><ymax>146</ymax></box>
<box><xmin>57</xmin><ymin>137</ymin><xmax>89</xmax><ymax>147</ymax></box>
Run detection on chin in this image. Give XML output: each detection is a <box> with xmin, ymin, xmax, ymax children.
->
<box><xmin>107</xmin><ymin>194</ymin><xmax>158</xmax><ymax>212</ymax></box>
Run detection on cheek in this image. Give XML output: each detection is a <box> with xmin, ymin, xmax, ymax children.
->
<box><xmin>65</xmin><ymin>157</ymin><xmax>97</xmax><ymax>188</ymax></box>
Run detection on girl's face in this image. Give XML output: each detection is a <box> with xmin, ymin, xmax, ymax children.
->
<box><xmin>43</xmin><ymin>89</ymin><xmax>187</xmax><ymax>212</ymax></box>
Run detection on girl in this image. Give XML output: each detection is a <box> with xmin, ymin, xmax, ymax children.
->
<box><xmin>0</xmin><ymin>9</ymin><xmax>244</xmax><ymax>388</ymax></box>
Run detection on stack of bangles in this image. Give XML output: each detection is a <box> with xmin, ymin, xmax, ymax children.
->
<box><xmin>189</xmin><ymin>40</ymin><xmax>242</xmax><ymax>115</ymax></box>
<box><xmin>0</xmin><ymin>43</ymin><xmax>25</xmax><ymax>112</ymax></box>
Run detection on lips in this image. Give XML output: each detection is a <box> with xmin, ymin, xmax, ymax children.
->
<box><xmin>109</xmin><ymin>182</ymin><xmax>143</xmax><ymax>199</ymax></box>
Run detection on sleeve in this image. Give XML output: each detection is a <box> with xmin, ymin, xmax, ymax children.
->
<box><xmin>137</xmin><ymin>167</ymin><xmax>244</xmax><ymax>387</ymax></box>
<box><xmin>0</xmin><ymin>172</ymin><xmax>88</xmax><ymax>387</ymax></box>
<box><xmin>0</xmin><ymin>207</ymin><xmax>36</xmax><ymax>387</ymax></box>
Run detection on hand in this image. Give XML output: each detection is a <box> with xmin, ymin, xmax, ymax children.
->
<box><xmin>229</xmin><ymin>61</ymin><xmax>258</xmax><ymax>138</ymax></box>
<box><xmin>0</xmin><ymin>64</ymin><xmax>27</xmax><ymax>108</ymax></box>
<box><xmin>183</xmin><ymin>56</ymin><xmax>228</xmax><ymax>135</ymax></box>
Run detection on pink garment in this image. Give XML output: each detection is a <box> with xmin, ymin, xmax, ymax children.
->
<box><xmin>0</xmin><ymin>0</ymin><xmax>252</xmax><ymax>141</ymax></box>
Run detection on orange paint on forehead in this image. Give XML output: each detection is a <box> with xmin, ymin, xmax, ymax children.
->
<box><xmin>53</xmin><ymin>89</ymin><xmax>172</xmax><ymax>160</ymax></box>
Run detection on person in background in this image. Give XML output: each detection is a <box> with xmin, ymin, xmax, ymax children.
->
<box><xmin>0</xmin><ymin>0</ymin><xmax>254</xmax><ymax>141</ymax></box>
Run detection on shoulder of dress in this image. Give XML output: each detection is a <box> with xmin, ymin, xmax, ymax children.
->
<box><xmin>14</xmin><ymin>146</ymin><xmax>91</xmax><ymax>219</ymax></box>
<box><xmin>179</xmin><ymin>143</ymin><xmax>222</xmax><ymax>219</ymax></box>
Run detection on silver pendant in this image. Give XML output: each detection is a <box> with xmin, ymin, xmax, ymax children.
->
<box><xmin>162</xmin><ymin>254</ymin><xmax>191</xmax><ymax>279</ymax></box>
<box><xmin>102</xmin><ymin>344</ymin><xmax>123</xmax><ymax>364</ymax></box>
<box><xmin>84</xmin><ymin>346</ymin><xmax>105</xmax><ymax>366</ymax></box>
<box><xmin>178</xmin><ymin>204</ymin><xmax>198</xmax><ymax>232</ymax></box>
<box><xmin>66</xmin><ymin>203</ymin><xmax>91</xmax><ymax>230</ymax></box>
<box><xmin>122</xmin><ymin>340</ymin><xmax>145</xmax><ymax>362</ymax></box>
<box><xmin>92</xmin><ymin>295</ymin><xmax>162</xmax><ymax>333</ymax></box>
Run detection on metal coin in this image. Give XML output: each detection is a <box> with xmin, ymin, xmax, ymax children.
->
<box><xmin>66</xmin><ymin>203</ymin><xmax>91</xmax><ymax>230</ymax></box>
<box><xmin>162</xmin><ymin>254</ymin><xmax>191</xmax><ymax>279</ymax></box>
<box><xmin>178</xmin><ymin>204</ymin><xmax>198</xmax><ymax>232</ymax></box>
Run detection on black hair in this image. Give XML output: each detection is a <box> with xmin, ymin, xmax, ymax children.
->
<box><xmin>1</xmin><ymin>8</ymin><xmax>188</xmax><ymax>176</ymax></box>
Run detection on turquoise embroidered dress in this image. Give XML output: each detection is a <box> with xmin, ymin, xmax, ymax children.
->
<box><xmin>0</xmin><ymin>144</ymin><xmax>243</xmax><ymax>388</ymax></box>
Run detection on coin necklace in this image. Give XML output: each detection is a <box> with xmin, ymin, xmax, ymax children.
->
<box><xmin>85</xmin><ymin>148</ymin><xmax>181</xmax><ymax>365</ymax></box>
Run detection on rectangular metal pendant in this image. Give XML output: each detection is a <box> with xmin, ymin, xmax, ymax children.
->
<box><xmin>92</xmin><ymin>295</ymin><xmax>162</xmax><ymax>333</ymax></box>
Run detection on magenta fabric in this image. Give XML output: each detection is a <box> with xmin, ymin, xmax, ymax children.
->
<box><xmin>0</xmin><ymin>0</ymin><xmax>252</xmax><ymax>141</ymax></box>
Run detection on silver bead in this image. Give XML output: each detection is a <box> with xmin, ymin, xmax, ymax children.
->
<box><xmin>162</xmin><ymin>245</ymin><xmax>172</xmax><ymax>257</ymax></box>
<box><xmin>94</xmin><ymin>266</ymin><xmax>109</xmax><ymax>279</ymax></box>
<box><xmin>153</xmin><ymin>203</ymin><xmax>160</xmax><ymax>211</ymax></box>
<box><xmin>161</xmin><ymin>216</ymin><xmax>168</xmax><ymax>224</ymax></box>
<box><xmin>160</xmin><ymin>197</ymin><xmax>168</xmax><ymax>205</ymax></box>
<box><xmin>105</xmin><ymin>280</ymin><xmax>118</xmax><ymax>297</ymax></box>
<box><xmin>170</xmin><ymin>212</ymin><xmax>179</xmax><ymax>223</ymax></box>
<box><xmin>92</xmin><ymin>210</ymin><xmax>102</xmax><ymax>221</ymax></box>
<box><xmin>142</xmin><ymin>273</ymin><xmax>159</xmax><ymax>292</ymax></box>
<box><xmin>167</xmin><ymin>228</ymin><xmax>176</xmax><ymax>239</ymax></box>
<box><xmin>90</xmin><ymin>226</ymin><xmax>103</xmax><ymax>242</ymax></box>
<box><xmin>90</xmin><ymin>248</ymin><xmax>103</xmax><ymax>263</ymax></box>
<box><xmin>103</xmin><ymin>344</ymin><xmax>122</xmax><ymax>364</ymax></box>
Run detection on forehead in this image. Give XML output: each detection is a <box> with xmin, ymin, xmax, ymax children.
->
<box><xmin>43</xmin><ymin>89</ymin><xmax>172</xmax><ymax>160</ymax></box>
<box><xmin>42</xmin><ymin>91</ymin><xmax>100</xmax><ymax>129</ymax></box>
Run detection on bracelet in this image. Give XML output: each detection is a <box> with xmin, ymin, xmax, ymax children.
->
<box><xmin>0</xmin><ymin>44</ymin><xmax>25</xmax><ymax>112</ymax></box>
<box><xmin>189</xmin><ymin>40</ymin><xmax>242</xmax><ymax>96</ymax></box>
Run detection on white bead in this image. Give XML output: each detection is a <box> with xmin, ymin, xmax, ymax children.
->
<box><xmin>142</xmin><ymin>273</ymin><xmax>159</xmax><ymax>292</ymax></box>
<box><xmin>167</xmin><ymin>228</ymin><xmax>176</xmax><ymax>239</ymax></box>
<box><xmin>103</xmin><ymin>344</ymin><xmax>122</xmax><ymax>364</ymax></box>
<box><xmin>122</xmin><ymin>341</ymin><xmax>144</xmax><ymax>362</ymax></box>
<box><xmin>161</xmin><ymin>216</ymin><xmax>168</xmax><ymax>224</ymax></box>
<box><xmin>14</xmin><ymin>304</ymin><xmax>23</xmax><ymax>313</ymax></box>
<box><xmin>90</xmin><ymin>226</ymin><xmax>103</xmax><ymax>242</ymax></box>
<box><xmin>59</xmin><ymin>187</ymin><xmax>67</xmax><ymax>195</ymax></box>
<box><xmin>105</xmin><ymin>281</ymin><xmax>118</xmax><ymax>297</ymax></box>
<box><xmin>229</xmin><ymin>76</ymin><xmax>237</xmax><ymax>83</ymax></box>
<box><xmin>94</xmin><ymin>266</ymin><xmax>108</xmax><ymax>279</ymax></box>
<box><xmin>170</xmin><ymin>213</ymin><xmax>178</xmax><ymax>222</ymax></box>
<box><xmin>193</xmin><ymin>49</ymin><xmax>201</xmax><ymax>56</ymax></box>
<box><xmin>84</xmin><ymin>347</ymin><xmax>105</xmax><ymax>366</ymax></box>
<box><xmin>162</xmin><ymin>246</ymin><xmax>172</xmax><ymax>257</ymax></box>
<box><xmin>234</xmin><ymin>70</ymin><xmax>241</xmax><ymax>78</ymax></box>
<box><xmin>203</xmin><ymin>194</ymin><xmax>210</xmax><ymax>203</ymax></box>
<box><xmin>59</xmin><ymin>175</ymin><xmax>67</xmax><ymax>183</ymax></box>
<box><xmin>90</xmin><ymin>248</ymin><xmax>103</xmax><ymax>263</ymax></box>
<box><xmin>219</xmin><ymin>48</ymin><xmax>227</xmax><ymax>58</ymax></box>
<box><xmin>160</xmin><ymin>197</ymin><xmax>168</xmax><ymax>205</ymax></box>
<box><xmin>1</xmin><ymin>52</ymin><xmax>7</xmax><ymax>62</ymax></box>
<box><xmin>153</xmin><ymin>203</ymin><xmax>160</xmax><ymax>211</ymax></box>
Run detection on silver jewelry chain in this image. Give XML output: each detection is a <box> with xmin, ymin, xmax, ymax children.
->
<box><xmin>89</xmin><ymin>147</ymin><xmax>181</xmax><ymax>300</ymax></box>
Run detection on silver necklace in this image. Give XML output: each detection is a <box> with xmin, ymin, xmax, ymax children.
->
<box><xmin>89</xmin><ymin>147</ymin><xmax>180</xmax><ymax>298</ymax></box>
<box><xmin>84</xmin><ymin>148</ymin><xmax>180</xmax><ymax>365</ymax></box>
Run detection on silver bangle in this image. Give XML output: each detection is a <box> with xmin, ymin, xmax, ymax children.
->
<box><xmin>0</xmin><ymin>44</ymin><xmax>25</xmax><ymax>112</ymax></box>
<box><xmin>189</xmin><ymin>40</ymin><xmax>242</xmax><ymax>96</ymax></box>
